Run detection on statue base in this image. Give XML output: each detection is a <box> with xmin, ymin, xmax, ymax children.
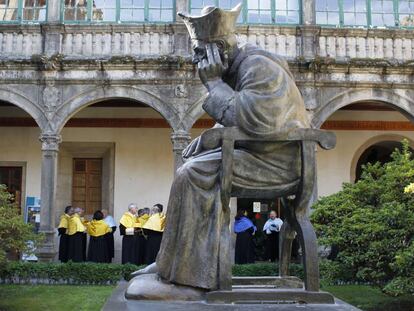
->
<box><xmin>125</xmin><ymin>273</ymin><xmax>206</xmax><ymax>301</ymax></box>
<box><xmin>125</xmin><ymin>274</ymin><xmax>334</xmax><ymax>304</ymax></box>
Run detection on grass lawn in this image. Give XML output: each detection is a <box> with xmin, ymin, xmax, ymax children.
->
<box><xmin>322</xmin><ymin>284</ymin><xmax>414</xmax><ymax>311</ymax></box>
<box><xmin>0</xmin><ymin>285</ymin><xmax>115</xmax><ymax>311</ymax></box>
<box><xmin>0</xmin><ymin>284</ymin><xmax>414</xmax><ymax>311</ymax></box>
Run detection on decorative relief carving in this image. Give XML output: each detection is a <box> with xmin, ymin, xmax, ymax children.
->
<box><xmin>42</xmin><ymin>80</ymin><xmax>61</xmax><ymax>120</ymax></box>
<box><xmin>39</xmin><ymin>133</ymin><xmax>62</xmax><ymax>151</ymax></box>
<box><xmin>175</xmin><ymin>84</ymin><xmax>188</xmax><ymax>98</ymax></box>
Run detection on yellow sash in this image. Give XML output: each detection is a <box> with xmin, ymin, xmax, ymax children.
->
<box><xmin>134</xmin><ymin>214</ymin><xmax>150</xmax><ymax>228</ymax></box>
<box><xmin>58</xmin><ymin>214</ymin><xmax>70</xmax><ymax>229</ymax></box>
<box><xmin>87</xmin><ymin>220</ymin><xmax>112</xmax><ymax>237</ymax></box>
<box><xmin>143</xmin><ymin>213</ymin><xmax>166</xmax><ymax>232</ymax></box>
<box><xmin>119</xmin><ymin>212</ymin><xmax>136</xmax><ymax>228</ymax></box>
<box><xmin>67</xmin><ymin>213</ymin><xmax>86</xmax><ymax>235</ymax></box>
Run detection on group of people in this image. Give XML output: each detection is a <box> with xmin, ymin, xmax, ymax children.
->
<box><xmin>234</xmin><ymin>209</ymin><xmax>284</xmax><ymax>264</ymax></box>
<box><xmin>119</xmin><ymin>203</ymin><xmax>165</xmax><ymax>265</ymax></box>
<box><xmin>57</xmin><ymin>203</ymin><xmax>166</xmax><ymax>265</ymax></box>
<box><xmin>58</xmin><ymin>206</ymin><xmax>116</xmax><ymax>263</ymax></box>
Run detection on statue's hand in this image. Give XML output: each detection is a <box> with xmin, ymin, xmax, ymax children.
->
<box><xmin>198</xmin><ymin>43</ymin><xmax>226</xmax><ymax>91</ymax></box>
<box><xmin>182</xmin><ymin>128</ymin><xmax>223</xmax><ymax>159</ymax></box>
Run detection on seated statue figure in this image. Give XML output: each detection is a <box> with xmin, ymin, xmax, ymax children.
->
<box><xmin>127</xmin><ymin>4</ymin><xmax>312</xmax><ymax>297</ymax></box>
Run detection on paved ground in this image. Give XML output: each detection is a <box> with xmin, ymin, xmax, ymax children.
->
<box><xmin>102</xmin><ymin>282</ymin><xmax>361</xmax><ymax>311</ymax></box>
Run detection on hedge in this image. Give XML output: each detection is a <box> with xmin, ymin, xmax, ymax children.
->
<box><xmin>0</xmin><ymin>262</ymin><xmax>307</xmax><ymax>285</ymax></box>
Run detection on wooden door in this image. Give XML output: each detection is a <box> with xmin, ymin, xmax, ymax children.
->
<box><xmin>72</xmin><ymin>158</ymin><xmax>102</xmax><ymax>215</ymax></box>
<box><xmin>0</xmin><ymin>166</ymin><xmax>22</xmax><ymax>211</ymax></box>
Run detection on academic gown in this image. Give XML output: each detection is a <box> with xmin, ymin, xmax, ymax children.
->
<box><xmin>135</xmin><ymin>215</ymin><xmax>150</xmax><ymax>265</ymax></box>
<box><xmin>120</xmin><ymin>224</ymin><xmax>137</xmax><ymax>264</ymax></box>
<box><xmin>156</xmin><ymin>44</ymin><xmax>309</xmax><ymax>290</ymax></box>
<box><xmin>265</xmin><ymin>231</ymin><xmax>279</xmax><ymax>262</ymax></box>
<box><xmin>143</xmin><ymin>213</ymin><xmax>165</xmax><ymax>265</ymax></box>
<box><xmin>57</xmin><ymin>214</ymin><xmax>70</xmax><ymax>263</ymax></box>
<box><xmin>104</xmin><ymin>215</ymin><xmax>117</xmax><ymax>262</ymax></box>
<box><xmin>67</xmin><ymin>214</ymin><xmax>86</xmax><ymax>262</ymax></box>
<box><xmin>87</xmin><ymin>220</ymin><xmax>112</xmax><ymax>263</ymax></box>
<box><xmin>235</xmin><ymin>227</ymin><xmax>255</xmax><ymax>264</ymax></box>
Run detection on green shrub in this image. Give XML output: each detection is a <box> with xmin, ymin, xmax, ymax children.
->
<box><xmin>1</xmin><ymin>262</ymin><xmax>307</xmax><ymax>285</ymax></box>
<box><xmin>0</xmin><ymin>262</ymin><xmax>143</xmax><ymax>284</ymax></box>
<box><xmin>0</xmin><ymin>185</ymin><xmax>43</xmax><ymax>273</ymax></box>
<box><xmin>311</xmin><ymin>140</ymin><xmax>414</xmax><ymax>294</ymax></box>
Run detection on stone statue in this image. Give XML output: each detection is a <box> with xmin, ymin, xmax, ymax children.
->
<box><xmin>126</xmin><ymin>4</ymin><xmax>335</xmax><ymax>302</ymax></box>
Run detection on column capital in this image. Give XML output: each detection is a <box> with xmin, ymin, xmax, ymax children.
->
<box><xmin>171</xmin><ymin>130</ymin><xmax>192</xmax><ymax>151</ymax></box>
<box><xmin>39</xmin><ymin>133</ymin><xmax>62</xmax><ymax>151</ymax></box>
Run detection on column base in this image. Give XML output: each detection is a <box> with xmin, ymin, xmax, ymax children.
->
<box><xmin>36</xmin><ymin>230</ymin><xmax>57</xmax><ymax>262</ymax></box>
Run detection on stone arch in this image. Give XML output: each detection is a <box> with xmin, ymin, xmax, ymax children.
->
<box><xmin>312</xmin><ymin>89</ymin><xmax>414</xmax><ymax>128</ymax></box>
<box><xmin>0</xmin><ymin>87</ymin><xmax>47</xmax><ymax>130</ymax></box>
<box><xmin>55</xmin><ymin>86</ymin><xmax>180</xmax><ymax>133</ymax></box>
<box><xmin>178</xmin><ymin>94</ymin><xmax>208</xmax><ymax>131</ymax></box>
<box><xmin>349</xmin><ymin>134</ymin><xmax>414</xmax><ymax>182</ymax></box>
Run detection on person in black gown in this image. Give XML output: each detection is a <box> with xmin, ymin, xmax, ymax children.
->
<box><xmin>57</xmin><ymin>205</ymin><xmax>72</xmax><ymax>263</ymax></box>
<box><xmin>67</xmin><ymin>207</ymin><xmax>86</xmax><ymax>262</ymax></box>
<box><xmin>119</xmin><ymin>203</ymin><xmax>139</xmax><ymax>264</ymax></box>
<box><xmin>143</xmin><ymin>205</ymin><xmax>166</xmax><ymax>264</ymax></box>
<box><xmin>234</xmin><ymin>209</ymin><xmax>256</xmax><ymax>264</ymax></box>
<box><xmin>87</xmin><ymin>210</ymin><xmax>112</xmax><ymax>263</ymax></box>
<box><xmin>102</xmin><ymin>209</ymin><xmax>117</xmax><ymax>263</ymax></box>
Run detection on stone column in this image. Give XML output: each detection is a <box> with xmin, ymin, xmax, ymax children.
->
<box><xmin>36</xmin><ymin>133</ymin><xmax>61</xmax><ymax>262</ymax></box>
<box><xmin>171</xmin><ymin>130</ymin><xmax>191</xmax><ymax>174</ymax></box>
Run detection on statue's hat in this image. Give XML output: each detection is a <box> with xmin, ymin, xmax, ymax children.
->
<box><xmin>178</xmin><ymin>4</ymin><xmax>242</xmax><ymax>41</ymax></box>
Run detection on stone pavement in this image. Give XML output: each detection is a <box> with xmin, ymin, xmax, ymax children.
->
<box><xmin>102</xmin><ymin>281</ymin><xmax>361</xmax><ymax>311</ymax></box>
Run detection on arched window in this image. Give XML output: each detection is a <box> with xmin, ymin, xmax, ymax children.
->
<box><xmin>0</xmin><ymin>0</ymin><xmax>46</xmax><ymax>23</ymax></box>
<box><xmin>189</xmin><ymin>0</ymin><xmax>301</xmax><ymax>24</ymax></box>
<box><xmin>316</xmin><ymin>0</ymin><xmax>414</xmax><ymax>28</ymax></box>
<box><xmin>62</xmin><ymin>0</ymin><xmax>174</xmax><ymax>23</ymax></box>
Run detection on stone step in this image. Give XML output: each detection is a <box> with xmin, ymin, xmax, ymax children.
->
<box><xmin>232</xmin><ymin>276</ymin><xmax>303</xmax><ymax>289</ymax></box>
<box><xmin>206</xmin><ymin>288</ymin><xmax>335</xmax><ymax>304</ymax></box>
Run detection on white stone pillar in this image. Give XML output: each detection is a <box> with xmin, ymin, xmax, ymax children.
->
<box><xmin>171</xmin><ymin>130</ymin><xmax>191</xmax><ymax>174</ymax></box>
<box><xmin>37</xmin><ymin>133</ymin><xmax>61</xmax><ymax>262</ymax></box>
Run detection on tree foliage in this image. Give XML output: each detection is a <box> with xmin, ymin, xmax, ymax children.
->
<box><xmin>311</xmin><ymin>140</ymin><xmax>414</xmax><ymax>295</ymax></box>
<box><xmin>0</xmin><ymin>184</ymin><xmax>43</xmax><ymax>272</ymax></box>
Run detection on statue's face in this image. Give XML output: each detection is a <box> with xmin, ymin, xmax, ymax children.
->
<box><xmin>191</xmin><ymin>36</ymin><xmax>238</xmax><ymax>70</ymax></box>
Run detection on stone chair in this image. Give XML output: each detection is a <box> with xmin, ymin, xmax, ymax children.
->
<box><xmin>201</xmin><ymin>126</ymin><xmax>336</xmax><ymax>292</ymax></box>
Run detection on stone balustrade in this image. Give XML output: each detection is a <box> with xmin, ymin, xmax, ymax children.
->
<box><xmin>0</xmin><ymin>24</ymin><xmax>413</xmax><ymax>63</ymax></box>
<box><xmin>318</xmin><ymin>28</ymin><xmax>414</xmax><ymax>62</ymax></box>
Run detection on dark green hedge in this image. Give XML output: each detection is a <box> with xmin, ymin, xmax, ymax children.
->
<box><xmin>0</xmin><ymin>262</ymin><xmax>307</xmax><ymax>285</ymax></box>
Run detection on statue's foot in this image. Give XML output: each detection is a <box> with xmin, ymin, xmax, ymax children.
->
<box><xmin>125</xmin><ymin>273</ymin><xmax>206</xmax><ymax>301</ymax></box>
<box><xmin>130</xmin><ymin>262</ymin><xmax>158</xmax><ymax>278</ymax></box>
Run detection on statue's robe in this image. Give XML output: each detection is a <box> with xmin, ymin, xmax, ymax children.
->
<box><xmin>156</xmin><ymin>44</ymin><xmax>310</xmax><ymax>290</ymax></box>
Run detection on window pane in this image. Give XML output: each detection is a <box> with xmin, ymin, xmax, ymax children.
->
<box><xmin>64</xmin><ymin>0</ymin><xmax>89</xmax><ymax>21</ymax></box>
<box><xmin>93</xmin><ymin>0</ymin><xmax>116</xmax><ymax>21</ymax></box>
<box><xmin>23</xmin><ymin>0</ymin><xmax>46</xmax><ymax>21</ymax></box>
<box><xmin>399</xmin><ymin>1</ymin><xmax>414</xmax><ymax>27</ymax></box>
<box><xmin>0</xmin><ymin>0</ymin><xmax>19</xmax><ymax>21</ymax></box>
<box><xmin>343</xmin><ymin>0</ymin><xmax>367</xmax><ymax>25</ymax></box>
<box><xmin>316</xmin><ymin>0</ymin><xmax>339</xmax><ymax>25</ymax></box>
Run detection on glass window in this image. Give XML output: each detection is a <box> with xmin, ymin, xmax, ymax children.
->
<box><xmin>63</xmin><ymin>0</ymin><xmax>89</xmax><ymax>21</ymax></box>
<box><xmin>343</xmin><ymin>0</ymin><xmax>367</xmax><ymax>26</ymax></box>
<box><xmin>0</xmin><ymin>0</ymin><xmax>19</xmax><ymax>21</ymax></box>
<box><xmin>399</xmin><ymin>0</ymin><xmax>414</xmax><ymax>27</ymax></box>
<box><xmin>92</xmin><ymin>0</ymin><xmax>117</xmax><ymax>22</ymax></box>
<box><xmin>275</xmin><ymin>0</ymin><xmax>299</xmax><ymax>23</ymax></box>
<box><xmin>247</xmin><ymin>0</ymin><xmax>272</xmax><ymax>23</ymax></box>
<box><xmin>23</xmin><ymin>0</ymin><xmax>46</xmax><ymax>21</ymax></box>
<box><xmin>316</xmin><ymin>0</ymin><xmax>340</xmax><ymax>25</ymax></box>
<box><xmin>63</xmin><ymin>0</ymin><xmax>173</xmax><ymax>22</ymax></box>
<box><xmin>120</xmin><ymin>0</ymin><xmax>144</xmax><ymax>21</ymax></box>
<box><xmin>371</xmin><ymin>0</ymin><xmax>395</xmax><ymax>27</ymax></box>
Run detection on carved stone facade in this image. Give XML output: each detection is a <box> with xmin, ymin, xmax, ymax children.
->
<box><xmin>0</xmin><ymin>1</ymin><xmax>414</xmax><ymax>261</ymax></box>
